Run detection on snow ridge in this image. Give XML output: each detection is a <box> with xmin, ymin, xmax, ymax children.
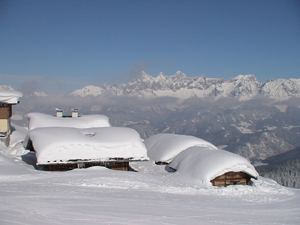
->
<box><xmin>69</xmin><ymin>72</ymin><xmax>300</xmax><ymax>100</ymax></box>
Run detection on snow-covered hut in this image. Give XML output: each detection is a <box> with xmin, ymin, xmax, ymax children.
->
<box><xmin>144</xmin><ymin>133</ymin><xmax>218</xmax><ymax>164</ymax></box>
<box><xmin>24</xmin><ymin>112</ymin><xmax>148</xmax><ymax>171</ymax></box>
<box><xmin>24</xmin><ymin>127</ymin><xmax>148</xmax><ymax>171</ymax></box>
<box><xmin>169</xmin><ymin>147</ymin><xmax>259</xmax><ymax>187</ymax></box>
<box><xmin>0</xmin><ymin>90</ymin><xmax>22</xmax><ymax>145</ymax></box>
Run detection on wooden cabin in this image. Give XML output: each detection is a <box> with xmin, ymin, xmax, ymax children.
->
<box><xmin>23</xmin><ymin>137</ymin><xmax>138</xmax><ymax>172</ymax></box>
<box><xmin>0</xmin><ymin>90</ymin><xmax>22</xmax><ymax>146</ymax></box>
<box><xmin>169</xmin><ymin>147</ymin><xmax>259</xmax><ymax>187</ymax></box>
<box><xmin>210</xmin><ymin>171</ymin><xmax>253</xmax><ymax>187</ymax></box>
<box><xmin>0</xmin><ymin>104</ymin><xmax>12</xmax><ymax>145</ymax></box>
<box><xmin>23</xmin><ymin>116</ymin><xmax>148</xmax><ymax>172</ymax></box>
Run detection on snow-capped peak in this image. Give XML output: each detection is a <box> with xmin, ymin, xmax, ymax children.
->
<box><xmin>138</xmin><ymin>71</ymin><xmax>153</xmax><ymax>81</ymax></box>
<box><xmin>157</xmin><ymin>72</ymin><xmax>167</xmax><ymax>79</ymax></box>
<box><xmin>173</xmin><ymin>71</ymin><xmax>187</xmax><ymax>79</ymax></box>
<box><xmin>70</xmin><ymin>85</ymin><xmax>104</xmax><ymax>97</ymax></box>
<box><xmin>237</xmin><ymin>74</ymin><xmax>256</xmax><ymax>79</ymax></box>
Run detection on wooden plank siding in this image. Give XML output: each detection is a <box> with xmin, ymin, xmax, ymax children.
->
<box><xmin>210</xmin><ymin>171</ymin><xmax>252</xmax><ymax>187</ymax></box>
<box><xmin>0</xmin><ymin>104</ymin><xmax>12</xmax><ymax>119</ymax></box>
<box><xmin>42</xmin><ymin>161</ymin><xmax>131</xmax><ymax>172</ymax></box>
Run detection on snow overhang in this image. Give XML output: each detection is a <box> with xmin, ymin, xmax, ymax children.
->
<box><xmin>0</xmin><ymin>90</ymin><xmax>23</xmax><ymax>104</ymax></box>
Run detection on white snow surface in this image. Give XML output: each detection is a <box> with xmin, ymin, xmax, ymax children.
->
<box><xmin>27</xmin><ymin>112</ymin><xmax>110</xmax><ymax>130</ymax></box>
<box><xmin>0</xmin><ymin>89</ymin><xmax>22</xmax><ymax>104</ymax></box>
<box><xmin>1</xmin><ymin>136</ymin><xmax>299</xmax><ymax>224</ymax></box>
<box><xmin>169</xmin><ymin>147</ymin><xmax>259</xmax><ymax>187</ymax></box>
<box><xmin>145</xmin><ymin>133</ymin><xmax>218</xmax><ymax>163</ymax></box>
<box><xmin>24</xmin><ymin>127</ymin><xmax>148</xmax><ymax>164</ymax></box>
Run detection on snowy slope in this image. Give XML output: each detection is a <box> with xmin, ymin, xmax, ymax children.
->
<box><xmin>0</xmin><ymin>127</ymin><xmax>300</xmax><ymax>225</ymax></box>
<box><xmin>69</xmin><ymin>71</ymin><xmax>300</xmax><ymax>100</ymax></box>
<box><xmin>0</xmin><ymin>146</ymin><xmax>299</xmax><ymax>225</ymax></box>
<box><xmin>260</xmin><ymin>78</ymin><xmax>300</xmax><ymax>98</ymax></box>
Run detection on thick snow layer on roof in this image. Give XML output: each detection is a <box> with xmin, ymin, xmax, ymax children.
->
<box><xmin>24</xmin><ymin>127</ymin><xmax>148</xmax><ymax>164</ymax></box>
<box><xmin>27</xmin><ymin>112</ymin><xmax>110</xmax><ymax>130</ymax></box>
<box><xmin>0</xmin><ymin>90</ymin><xmax>22</xmax><ymax>104</ymax></box>
<box><xmin>144</xmin><ymin>133</ymin><xmax>218</xmax><ymax>163</ymax></box>
<box><xmin>169</xmin><ymin>147</ymin><xmax>259</xmax><ymax>187</ymax></box>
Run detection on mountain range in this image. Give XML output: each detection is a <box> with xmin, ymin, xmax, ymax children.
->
<box><xmin>70</xmin><ymin>71</ymin><xmax>300</xmax><ymax>100</ymax></box>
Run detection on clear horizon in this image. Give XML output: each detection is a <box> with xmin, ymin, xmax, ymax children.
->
<box><xmin>1</xmin><ymin>0</ymin><xmax>299</xmax><ymax>93</ymax></box>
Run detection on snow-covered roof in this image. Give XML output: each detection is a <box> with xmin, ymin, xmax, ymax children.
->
<box><xmin>27</xmin><ymin>112</ymin><xmax>110</xmax><ymax>130</ymax></box>
<box><xmin>24</xmin><ymin>127</ymin><xmax>148</xmax><ymax>164</ymax></box>
<box><xmin>144</xmin><ymin>133</ymin><xmax>218</xmax><ymax>163</ymax></box>
<box><xmin>169</xmin><ymin>147</ymin><xmax>259</xmax><ymax>187</ymax></box>
<box><xmin>0</xmin><ymin>90</ymin><xmax>22</xmax><ymax>104</ymax></box>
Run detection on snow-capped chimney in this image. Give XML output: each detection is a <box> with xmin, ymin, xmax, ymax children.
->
<box><xmin>56</xmin><ymin>108</ymin><xmax>63</xmax><ymax>117</ymax></box>
<box><xmin>72</xmin><ymin>109</ymin><xmax>79</xmax><ymax>118</ymax></box>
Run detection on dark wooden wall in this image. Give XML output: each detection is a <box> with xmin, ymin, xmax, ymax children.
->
<box><xmin>42</xmin><ymin>161</ymin><xmax>131</xmax><ymax>171</ymax></box>
<box><xmin>0</xmin><ymin>104</ymin><xmax>12</xmax><ymax>119</ymax></box>
<box><xmin>211</xmin><ymin>171</ymin><xmax>252</xmax><ymax>187</ymax></box>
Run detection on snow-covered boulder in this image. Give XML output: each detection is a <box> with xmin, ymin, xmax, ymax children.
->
<box><xmin>144</xmin><ymin>133</ymin><xmax>217</xmax><ymax>163</ymax></box>
<box><xmin>0</xmin><ymin>90</ymin><xmax>22</xmax><ymax>104</ymax></box>
<box><xmin>169</xmin><ymin>147</ymin><xmax>259</xmax><ymax>187</ymax></box>
<box><xmin>27</xmin><ymin>112</ymin><xmax>110</xmax><ymax>130</ymax></box>
<box><xmin>24</xmin><ymin>127</ymin><xmax>148</xmax><ymax>165</ymax></box>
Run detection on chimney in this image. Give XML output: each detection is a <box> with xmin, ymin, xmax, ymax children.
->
<box><xmin>56</xmin><ymin>108</ymin><xmax>63</xmax><ymax>117</ymax></box>
<box><xmin>72</xmin><ymin>109</ymin><xmax>79</xmax><ymax>118</ymax></box>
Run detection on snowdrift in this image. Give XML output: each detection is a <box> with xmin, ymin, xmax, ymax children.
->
<box><xmin>169</xmin><ymin>146</ymin><xmax>259</xmax><ymax>187</ymax></box>
<box><xmin>24</xmin><ymin>127</ymin><xmax>148</xmax><ymax>164</ymax></box>
<box><xmin>144</xmin><ymin>133</ymin><xmax>217</xmax><ymax>163</ymax></box>
<box><xmin>27</xmin><ymin>112</ymin><xmax>110</xmax><ymax>130</ymax></box>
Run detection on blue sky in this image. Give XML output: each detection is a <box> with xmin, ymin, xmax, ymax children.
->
<box><xmin>0</xmin><ymin>0</ymin><xmax>299</xmax><ymax>93</ymax></box>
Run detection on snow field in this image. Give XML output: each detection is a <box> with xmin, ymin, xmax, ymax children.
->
<box><xmin>0</xmin><ymin>121</ymin><xmax>299</xmax><ymax>224</ymax></box>
<box><xmin>0</xmin><ymin>149</ymin><xmax>299</xmax><ymax>225</ymax></box>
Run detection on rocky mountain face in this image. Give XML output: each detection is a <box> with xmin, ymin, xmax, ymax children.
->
<box><xmin>70</xmin><ymin>71</ymin><xmax>300</xmax><ymax>100</ymax></box>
